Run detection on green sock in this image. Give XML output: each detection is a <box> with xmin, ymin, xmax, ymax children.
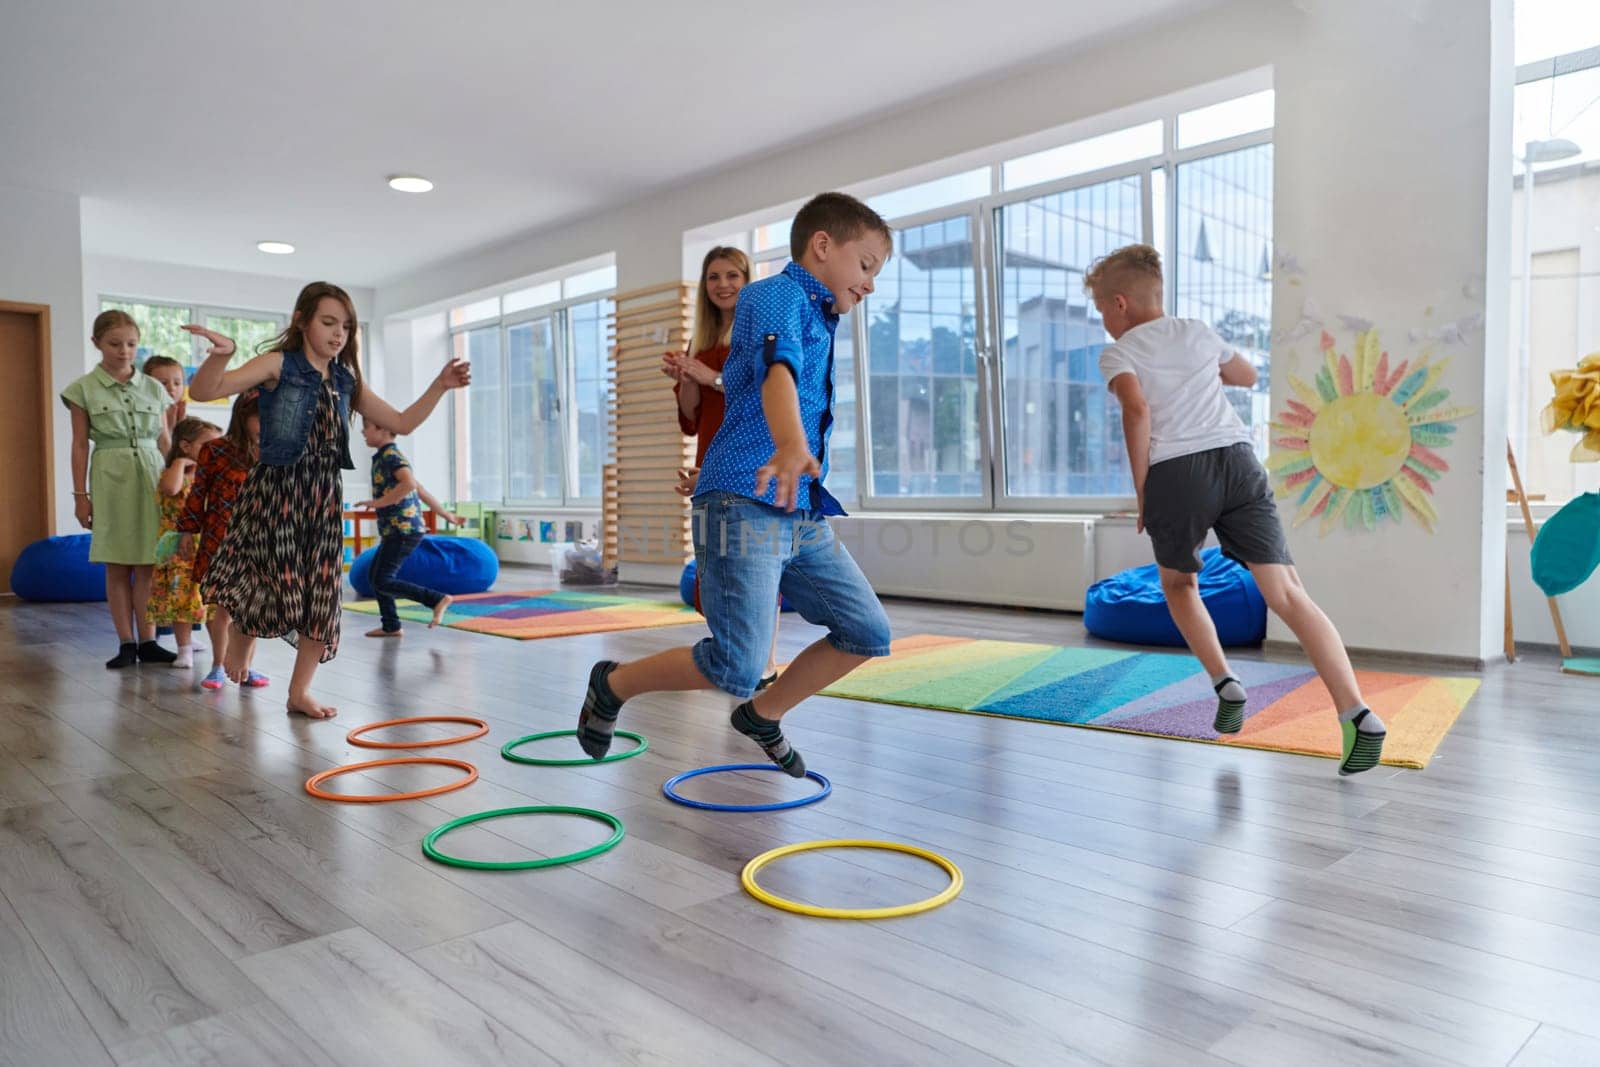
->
<box><xmin>1339</xmin><ymin>707</ymin><xmax>1386</xmax><ymax>775</ymax></box>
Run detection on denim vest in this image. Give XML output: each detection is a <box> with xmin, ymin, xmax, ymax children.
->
<box><xmin>257</xmin><ymin>350</ymin><xmax>356</xmax><ymax>469</ymax></box>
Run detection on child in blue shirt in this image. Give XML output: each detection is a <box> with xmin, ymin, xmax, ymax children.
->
<box><xmin>578</xmin><ymin>193</ymin><xmax>895</xmax><ymax>775</ymax></box>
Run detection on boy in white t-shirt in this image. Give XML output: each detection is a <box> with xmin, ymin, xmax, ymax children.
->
<box><xmin>1090</xmin><ymin>244</ymin><xmax>1385</xmax><ymax>775</ymax></box>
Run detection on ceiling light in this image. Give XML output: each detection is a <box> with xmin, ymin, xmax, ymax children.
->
<box><xmin>256</xmin><ymin>241</ymin><xmax>295</xmax><ymax>255</ymax></box>
<box><xmin>388</xmin><ymin>175</ymin><xmax>434</xmax><ymax>193</ymax></box>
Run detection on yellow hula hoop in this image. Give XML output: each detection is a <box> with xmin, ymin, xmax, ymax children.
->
<box><xmin>740</xmin><ymin>839</ymin><xmax>964</xmax><ymax>919</ymax></box>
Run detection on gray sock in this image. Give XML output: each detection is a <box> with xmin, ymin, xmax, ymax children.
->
<box><xmin>1213</xmin><ymin>674</ymin><xmax>1247</xmax><ymax>705</ymax></box>
<box><xmin>731</xmin><ymin>702</ymin><xmax>806</xmax><ymax>778</ymax></box>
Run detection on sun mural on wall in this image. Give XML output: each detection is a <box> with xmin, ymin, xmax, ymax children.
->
<box><xmin>1267</xmin><ymin>329</ymin><xmax>1477</xmax><ymax>534</ymax></box>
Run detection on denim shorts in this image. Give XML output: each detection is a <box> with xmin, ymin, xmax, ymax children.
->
<box><xmin>690</xmin><ymin>492</ymin><xmax>892</xmax><ymax>698</ymax></box>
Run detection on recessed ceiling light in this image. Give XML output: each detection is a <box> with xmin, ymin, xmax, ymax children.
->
<box><xmin>257</xmin><ymin>241</ymin><xmax>295</xmax><ymax>255</ymax></box>
<box><xmin>388</xmin><ymin>175</ymin><xmax>434</xmax><ymax>193</ymax></box>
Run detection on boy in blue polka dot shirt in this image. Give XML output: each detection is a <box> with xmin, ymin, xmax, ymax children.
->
<box><xmin>578</xmin><ymin>193</ymin><xmax>895</xmax><ymax>776</ymax></box>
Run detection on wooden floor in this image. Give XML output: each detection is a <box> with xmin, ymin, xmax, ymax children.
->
<box><xmin>3</xmin><ymin>567</ymin><xmax>1599</xmax><ymax>1067</ymax></box>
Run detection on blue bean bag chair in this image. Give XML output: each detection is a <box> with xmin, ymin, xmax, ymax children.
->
<box><xmin>1084</xmin><ymin>547</ymin><xmax>1266</xmax><ymax>647</ymax></box>
<box><xmin>679</xmin><ymin>559</ymin><xmax>795</xmax><ymax>613</ymax></box>
<box><xmin>1531</xmin><ymin>492</ymin><xmax>1600</xmax><ymax>597</ymax></box>
<box><xmin>348</xmin><ymin>535</ymin><xmax>498</xmax><ymax>598</ymax></box>
<box><xmin>11</xmin><ymin>534</ymin><xmax>106</xmax><ymax>602</ymax></box>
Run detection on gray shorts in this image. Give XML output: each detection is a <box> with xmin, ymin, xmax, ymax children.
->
<box><xmin>1143</xmin><ymin>443</ymin><xmax>1293</xmax><ymax>574</ymax></box>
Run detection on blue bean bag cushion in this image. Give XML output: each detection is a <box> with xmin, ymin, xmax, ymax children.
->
<box><xmin>348</xmin><ymin>535</ymin><xmax>499</xmax><ymax>598</ymax></box>
<box><xmin>679</xmin><ymin>559</ymin><xmax>795</xmax><ymax>613</ymax></box>
<box><xmin>1531</xmin><ymin>492</ymin><xmax>1600</xmax><ymax>597</ymax></box>
<box><xmin>11</xmin><ymin>534</ymin><xmax>106</xmax><ymax>602</ymax></box>
<box><xmin>1084</xmin><ymin>547</ymin><xmax>1266</xmax><ymax>647</ymax></box>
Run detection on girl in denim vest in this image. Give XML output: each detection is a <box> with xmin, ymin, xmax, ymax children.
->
<box><xmin>185</xmin><ymin>282</ymin><xmax>470</xmax><ymax>719</ymax></box>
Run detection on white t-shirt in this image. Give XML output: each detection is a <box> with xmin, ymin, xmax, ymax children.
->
<box><xmin>1098</xmin><ymin>317</ymin><xmax>1253</xmax><ymax>465</ymax></box>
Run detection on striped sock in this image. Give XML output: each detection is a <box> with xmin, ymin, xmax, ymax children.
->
<box><xmin>1213</xmin><ymin>675</ymin><xmax>1247</xmax><ymax>734</ymax></box>
<box><xmin>577</xmin><ymin>661</ymin><xmax>623</xmax><ymax>759</ymax></box>
<box><xmin>1339</xmin><ymin>706</ymin><xmax>1386</xmax><ymax>775</ymax></box>
<box><xmin>731</xmin><ymin>702</ymin><xmax>806</xmax><ymax>778</ymax></box>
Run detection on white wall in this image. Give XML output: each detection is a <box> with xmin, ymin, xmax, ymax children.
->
<box><xmin>1269</xmin><ymin>0</ymin><xmax>1511</xmax><ymax>663</ymax></box>
<box><xmin>0</xmin><ymin>182</ymin><xmax>84</xmax><ymax>534</ymax></box>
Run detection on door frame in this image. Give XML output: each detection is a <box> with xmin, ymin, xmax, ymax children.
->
<box><xmin>0</xmin><ymin>300</ymin><xmax>56</xmax><ymax>538</ymax></box>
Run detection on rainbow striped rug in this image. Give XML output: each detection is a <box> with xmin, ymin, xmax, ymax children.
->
<box><xmin>345</xmin><ymin>590</ymin><xmax>701</xmax><ymax>641</ymax></box>
<box><xmin>821</xmin><ymin>635</ymin><xmax>1479</xmax><ymax>769</ymax></box>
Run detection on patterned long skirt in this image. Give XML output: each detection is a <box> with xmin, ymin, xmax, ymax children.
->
<box><xmin>202</xmin><ymin>385</ymin><xmax>345</xmax><ymax>660</ymax></box>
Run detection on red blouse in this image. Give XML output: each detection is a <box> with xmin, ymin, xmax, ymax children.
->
<box><xmin>674</xmin><ymin>345</ymin><xmax>730</xmax><ymax>468</ymax></box>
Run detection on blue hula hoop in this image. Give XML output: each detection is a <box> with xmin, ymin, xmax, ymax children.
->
<box><xmin>661</xmin><ymin>763</ymin><xmax>831</xmax><ymax>812</ymax></box>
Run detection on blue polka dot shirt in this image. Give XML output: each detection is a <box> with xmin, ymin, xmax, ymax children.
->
<box><xmin>694</xmin><ymin>261</ymin><xmax>844</xmax><ymax>515</ymax></box>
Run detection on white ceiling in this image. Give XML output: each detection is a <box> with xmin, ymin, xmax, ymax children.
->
<box><xmin>1</xmin><ymin>0</ymin><xmax>1213</xmax><ymax>288</ymax></box>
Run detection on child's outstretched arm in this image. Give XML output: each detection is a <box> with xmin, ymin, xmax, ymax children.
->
<box><xmin>353</xmin><ymin>466</ymin><xmax>418</xmax><ymax>511</ymax></box>
<box><xmin>412</xmin><ymin>481</ymin><xmax>461</xmax><ymax>527</ymax></box>
<box><xmin>755</xmin><ymin>369</ymin><xmax>820</xmax><ymax>512</ymax></box>
<box><xmin>183</xmin><ymin>326</ymin><xmax>283</xmax><ymax>402</ymax></box>
<box><xmin>356</xmin><ymin>360</ymin><xmax>471</xmax><ymax>435</ymax></box>
<box><xmin>1109</xmin><ymin>373</ymin><xmax>1152</xmax><ymax>532</ymax></box>
<box><xmin>1220</xmin><ymin>353</ymin><xmax>1258</xmax><ymax>387</ymax></box>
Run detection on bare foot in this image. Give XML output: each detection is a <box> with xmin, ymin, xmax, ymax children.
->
<box><xmin>287</xmin><ymin>694</ymin><xmax>338</xmax><ymax>719</ymax></box>
<box><xmin>223</xmin><ymin>624</ymin><xmax>256</xmax><ymax>683</ymax></box>
<box><xmin>429</xmin><ymin>595</ymin><xmax>453</xmax><ymax>629</ymax></box>
<box><xmin>365</xmin><ymin>627</ymin><xmax>403</xmax><ymax>638</ymax></box>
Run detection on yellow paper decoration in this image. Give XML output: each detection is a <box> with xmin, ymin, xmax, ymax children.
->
<box><xmin>1541</xmin><ymin>353</ymin><xmax>1600</xmax><ymax>463</ymax></box>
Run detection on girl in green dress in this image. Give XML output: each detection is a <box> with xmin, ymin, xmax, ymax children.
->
<box><xmin>62</xmin><ymin>309</ymin><xmax>177</xmax><ymax>668</ymax></box>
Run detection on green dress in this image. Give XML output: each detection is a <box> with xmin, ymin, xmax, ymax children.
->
<box><xmin>60</xmin><ymin>365</ymin><xmax>170</xmax><ymax>565</ymax></box>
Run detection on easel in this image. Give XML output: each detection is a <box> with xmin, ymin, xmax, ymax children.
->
<box><xmin>1505</xmin><ymin>439</ymin><xmax>1573</xmax><ymax>662</ymax></box>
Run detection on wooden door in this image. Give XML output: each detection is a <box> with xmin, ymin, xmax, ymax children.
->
<box><xmin>0</xmin><ymin>302</ymin><xmax>54</xmax><ymax>593</ymax></box>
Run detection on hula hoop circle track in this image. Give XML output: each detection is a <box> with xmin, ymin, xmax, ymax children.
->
<box><xmin>346</xmin><ymin>716</ymin><xmax>490</xmax><ymax>749</ymax></box>
<box><xmin>500</xmin><ymin>729</ymin><xmax>648</xmax><ymax>766</ymax></box>
<box><xmin>740</xmin><ymin>839</ymin><xmax>964</xmax><ymax>919</ymax></box>
<box><xmin>304</xmin><ymin>757</ymin><xmax>478</xmax><ymax>803</ymax></box>
<box><xmin>421</xmin><ymin>805</ymin><xmax>625</xmax><ymax>870</ymax></box>
<box><xmin>661</xmin><ymin>763</ymin><xmax>831</xmax><ymax>812</ymax></box>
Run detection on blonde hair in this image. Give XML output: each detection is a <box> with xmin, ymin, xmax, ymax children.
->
<box><xmin>92</xmin><ymin>309</ymin><xmax>139</xmax><ymax>343</ymax></box>
<box><xmin>1084</xmin><ymin>244</ymin><xmax>1164</xmax><ymax>305</ymax></box>
<box><xmin>689</xmin><ymin>246</ymin><xmax>751</xmax><ymax>356</ymax></box>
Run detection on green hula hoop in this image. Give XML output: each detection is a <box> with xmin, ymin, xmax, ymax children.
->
<box><xmin>501</xmin><ymin>729</ymin><xmax>648</xmax><ymax>766</ymax></box>
<box><xmin>421</xmin><ymin>805</ymin><xmax>625</xmax><ymax>870</ymax></box>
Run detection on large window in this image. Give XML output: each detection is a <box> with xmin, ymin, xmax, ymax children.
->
<box><xmin>98</xmin><ymin>298</ymin><xmax>283</xmax><ymax>377</ymax></box>
<box><xmin>1509</xmin><ymin>1</ymin><xmax>1600</xmax><ymax>502</ymax></box>
<box><xmin>1173</xmin><ymin>143</ymin><xmax>1275</xmax><ymax>455</ymax></box>
<box><xmin>448</xmin><ymin>266</ymin><xmax>616</xmax><ymax>505</ymax></box>
<box><xmin>456</xmin><ymin>326</ymin><xmax>503</xmax><ymax>502</ymax></box>
<box><xmin>996</xmin><ymin>175</ymin><xmax>1143</xmax><ymax>501</ymax></box>
<box><xmin>725</xmin><ymin>87</ymin><xmax>1274</xmax><ymax>511</ymax></box>
<box><xmin>867</xmin><ymin>213</ymin><xmax>982</xmax><ymax>500</ymax></box>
